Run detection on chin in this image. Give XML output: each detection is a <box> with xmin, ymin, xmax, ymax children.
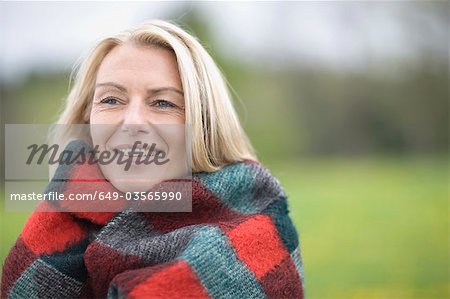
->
<box><xmin>110</xmin><ymin>179</ymin><xmax>159</xmax><ymax>193</ymax></box>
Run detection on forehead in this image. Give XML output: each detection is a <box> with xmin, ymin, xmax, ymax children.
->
<box><xmin>96</xmin><ymin>43</ymin><xmax>181</xmax><ymax>87</ymax></box>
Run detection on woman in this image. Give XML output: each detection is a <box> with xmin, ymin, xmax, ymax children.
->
<box><xmin>1</xmin><ymin>20</ymin><xmax>305</xmax><ymax>298</ymax></box>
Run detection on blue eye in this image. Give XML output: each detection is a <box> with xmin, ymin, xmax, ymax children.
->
<box><xmin>100</xmin><ymin>97</ymin><xmax>120</xmax><ymax>105</ymax></box>
<box><xmin>153</xmin><ymin>99</ymin><xmax>176</xmax><ymax>109</ymax></box>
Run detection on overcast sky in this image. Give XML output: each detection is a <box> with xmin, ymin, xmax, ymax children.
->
<box><xmin>0</xmin><ymin>1</ymin><xmax>447</xmax><ymax>82</ymax></box>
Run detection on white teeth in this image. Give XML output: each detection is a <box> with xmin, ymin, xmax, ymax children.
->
<box><xmin>114</xmin><ymin>148</ymin><xmax>161</xmax><ymax>157</ymax></box>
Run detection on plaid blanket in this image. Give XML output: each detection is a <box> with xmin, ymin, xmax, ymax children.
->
<box><xmin>1</xmin><ymin>142</ymin><xmax>305</xmax><ymax>299</ymax></box>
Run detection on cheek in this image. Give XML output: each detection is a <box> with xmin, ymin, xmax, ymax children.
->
<box><xmin>89</xmin><ymin>124</ymin><xmax>117</xmax><ymax>150</ymax></box>
<box><xmin>159</xmin><ymin>125</ymin><xmax>187</xmax><ymax>154</ymax></box>
<box><xmin>90</xmin><ymin>106</ymin><xmax>120</xmax><ymax>124</ymax></box>
<box><xmin>175</xmin><ymin>113</ymin><xmax>185</xmax><ymax>125</ymax></box>
<box><xmin>151</xmin><ymin>113</ymin><xmax>185</xmax><ymax>125</ymax></box>
<box><xmin>152</xmin><ymin>108</ymin><xmax>185</xmax><ymax>124</ymax></box>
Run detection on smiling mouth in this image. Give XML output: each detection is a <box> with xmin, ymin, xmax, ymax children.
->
<box><xmin>112</xmin><ymin>144</ymin><xmax>166</xmax><ymax>158</ymax></box>
<box><xmin>113</xmin><ymin>148</ymin><xmax>165</xmax><ymax>157</ymax></box>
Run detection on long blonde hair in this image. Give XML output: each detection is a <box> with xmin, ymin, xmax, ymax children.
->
<box><xmin>54</xmin><ymin>20</ymin><xmax>256</xmax><ymax>172</ymax></box>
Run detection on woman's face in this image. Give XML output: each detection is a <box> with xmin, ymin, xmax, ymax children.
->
<box><xmin>90</xmin><ymin>43</ymin><xmax>188</xmax><ymax>192</ymax></box>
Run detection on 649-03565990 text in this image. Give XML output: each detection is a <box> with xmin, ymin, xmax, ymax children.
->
<box><xmin>9</xmin><ymin>191</ymin><xmax>183</xmax><ymax>201</ymax></box>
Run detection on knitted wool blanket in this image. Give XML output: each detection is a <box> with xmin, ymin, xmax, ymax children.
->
<box><xmin>1</xmin><ymin>141</ymin><xmax>305</xmax><ymax>299</ymax></box>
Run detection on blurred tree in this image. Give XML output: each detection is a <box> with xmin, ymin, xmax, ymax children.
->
<box><xmin>2</xmin><ymin>2</ymin><xmax>447</xmax><ymax>161</ymax></box>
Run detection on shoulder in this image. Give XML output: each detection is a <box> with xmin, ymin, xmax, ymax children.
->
<box><xmin>193</xmin><ymin>159</ymin><xmax>286</xmax><ymax>213</ymax></box>
<box><xmin>194</xmin><ymin>159</ymin><xmax>281</xmax><ymax>188</ymax></box>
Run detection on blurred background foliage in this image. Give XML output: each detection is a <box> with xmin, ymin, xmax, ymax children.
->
<box><xmin>1</xmin><ymin>1</ymin><xmax>448</xmax><ymax>298</ymax></box>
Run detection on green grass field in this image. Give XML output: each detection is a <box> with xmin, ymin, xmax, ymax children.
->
<box><xmin>1</xmin><ymin>157</ymin><xmax>448</xmax><ymax>298</ymax></box>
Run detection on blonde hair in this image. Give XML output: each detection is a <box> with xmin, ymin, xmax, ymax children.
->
<box><xmin>53</xmin><ymin>20</ymin><xmax>256</xmax><ymax>172</ymax></box>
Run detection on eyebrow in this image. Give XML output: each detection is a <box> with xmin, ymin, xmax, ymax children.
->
<box><xmin>149</xmin><ymin>87</ymin><xmax>184</xmax><ymax>96</ymax></box>
<box><xmin>95</xmin><ymin>82</ymin><xmax>184</xmax><ymax>96</ymax></box>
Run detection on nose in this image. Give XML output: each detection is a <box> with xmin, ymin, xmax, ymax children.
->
<box><xmin>121</xmin><ymin>99</ymin><xmax>151</xmax><ymax>135</ymax></box>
